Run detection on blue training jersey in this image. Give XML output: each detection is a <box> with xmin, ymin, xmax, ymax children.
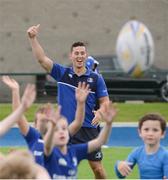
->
<box><xmin>23</xmin><ymin>126</ymin><xmax>44</xmax><ymax>166</ymax></box>
<box><xmin>50</xmin><ymin>63</ymin><xmax>108</xmax><ymax>128</ymax></box>
<box><xmin>115</xmin><ymin>145</ymin><xmax>168</xmax><ymax>179</ymax></box>
<box><xmin>44</xmin><ymin>143</ymin><xmax>88</xmax><ymax>179</ymax></box>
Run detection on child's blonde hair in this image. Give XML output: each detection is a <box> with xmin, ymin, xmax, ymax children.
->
<box><xmin>0</xmin><ymin>150</ymin><xmax>37</xmax><ymax>179</ymax></box>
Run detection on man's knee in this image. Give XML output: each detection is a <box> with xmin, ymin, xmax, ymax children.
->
<box><xmin>94</xmin><ymin>166</ymin><xmax>106</xmax><ymax>176</ymax></box>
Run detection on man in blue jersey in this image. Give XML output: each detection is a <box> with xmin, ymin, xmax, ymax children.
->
<box><xmin>27</xmin><ymin>24</ymin><xmax>110</xmax><ymax>179</ymax></box>
<box><xmin>115</xmin><ymin>113</ymin><xmax>168</xmax><ymax>179</ymax></box>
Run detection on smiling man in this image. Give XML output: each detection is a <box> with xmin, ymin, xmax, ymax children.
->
<box><xmin>27</xmin><ymin>24</ymin><xmax>109</xmax><ymax>179</ymax></box>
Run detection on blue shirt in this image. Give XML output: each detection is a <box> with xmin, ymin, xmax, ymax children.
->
<box><xmin>23</xmin><ymin>126</ymin><xmax>44</xmax><ymax>166</ymax></box>
<box><xmin>44</xmin><ymin>143</ymin><xmax>88</xmax><ymax>179</ymax></box>
<box><xmin>115</xmin><ymin>145</ymin><xmax>168</xmax><ymax>179</ymax></box>
<box><xmin>50</xmin><ymin>63</ymin><xmax>108</xmax><ymax>128</ymax></box>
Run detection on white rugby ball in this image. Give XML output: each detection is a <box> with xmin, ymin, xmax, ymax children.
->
<box><xmin>116</xmin><ymin>20</ymin><xmax>155</xmax><ymax>77</ymax></box>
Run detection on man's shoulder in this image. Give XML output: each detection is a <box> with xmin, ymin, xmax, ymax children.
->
<box><xmin>53</xmin><ymin>63</ymin><xmax>69</xmax><ymax>69</ymax></box>
<box><xmin>88</xmin><ymin>70</ymin><xmax>100</xmax><ymax>80</ymax></box>
<box><xmin>51</xmin><ymin>63</ymin><xmax>71</xmax><ymax>77</ymax></box>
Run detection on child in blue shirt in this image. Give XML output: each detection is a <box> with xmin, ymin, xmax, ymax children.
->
<box><xmin>115</xmin><ymin>113</ymin><xmax>168</xmax><ymax>179</ymax></box>
<box><xmin>43</xmin><ymin>101</ymin><xmax>117</xmax><ymax>179</ymax></box>
<box><xmin>2</xmin><ymin>76</ymin><xmax>90</xmax><ymax>167</ymax></box>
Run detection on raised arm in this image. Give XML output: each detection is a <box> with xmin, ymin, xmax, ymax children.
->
<box><xmin>88</xmin><ymin>101</ymin><xmax>117</xmax><ymax>153</ymax></box>
<box><xmin>2</xmin><ymin>76</ymin><xmax>30</xmax><ymax>135</ymax></box>
<box><xmin>0</xmin><ymin>84</ymin><xmax>36</xmax><ymax>136</ymax></box>
<box><xmin>44</xmin><ymin>106</ymin><xmax>61</xmax><ymax>156</ymax></box>
<box><xmin>27</xmin><ymin>24</ymin><xmax>53</xmax><ymax>73</ymax></box>
<box><xmin>68</xmin><ymin>82</ymin><xmax>90</xmax><ymax>136</ymax></box>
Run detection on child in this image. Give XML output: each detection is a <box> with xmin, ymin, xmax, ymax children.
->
<box><xmin>0</xmin><ymin>83</ymin><xmax>35</xmax><ymax>136</ymax></box>
<box><xmin>43</xmin><ymin>101</ymin><xmax>117</xmax><ymax>179</ymax></box>
<box><xmin>115</xmin><ymin>113</ymin><xmax>168</xmax><ymax>179</ymax></box>
<box><xmin>0</xmin><ymin>149</ymin><xmax>50</xmax><ymax>179</ymax></box>
<box><xmin>2</xmin><ymin>76</ymin><xmax>90</xmax><ymax>166</ymax></box>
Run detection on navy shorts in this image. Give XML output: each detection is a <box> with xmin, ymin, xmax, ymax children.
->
<box><xmin>69</xmin><ymin>126</ymin><xmax>103</xmax><ymax>161</ymax></box>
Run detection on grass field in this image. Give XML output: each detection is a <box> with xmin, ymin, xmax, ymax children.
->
<box><xmin>78</xmin><ymin>147</ymin><xmax>139</xmax><ymax>179</ymax></box>
<box><xmin>1</xmin><ymin>102</ymin><xmax>168</xmax><ymax>122</ymax></box>
<box><xmin>0</xmin><ymin>102</ymin><xmax>167</xmax><ymax>179</ymax></box>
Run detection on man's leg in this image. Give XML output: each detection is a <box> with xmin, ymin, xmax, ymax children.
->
<box><xmin>88</xmin><ymin>160</ymin><xmax>107</xmax><ymax>179</ymax></box>
<box><xmin>87</xmin><ymin>147</ymin><xmax>106</xmax><ymax>179</ymax></box>
<box><xmin>87</xmin><ymin>125</ymin><xmax>106</xmax><ymax>179</ymax></box>
<box><xmin>69</xmin><ymin>127</ymin><xmax>107</xmax><ymax>178</ymax></box>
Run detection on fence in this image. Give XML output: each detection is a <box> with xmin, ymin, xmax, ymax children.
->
<box><xmin>0</xmin><ymin>73</ymin><xmax>55</xmax><ymax>103</ymax></box>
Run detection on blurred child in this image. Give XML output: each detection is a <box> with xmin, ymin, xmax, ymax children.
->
<box><xmin>0</xmin><ymin>82</ymin><xmax>48</xmax><ymax>178</ymax></box>
<box><xmin>2</xmin><ymin>76</ymin><xmax>90</xmax><ymax>166</ymax></box>
<box><xmin>115</xmin><ymin>113</ymin><xmax>168</xmax><ymax>179</ymax></box>
<box><xmin>43</xmin><ymin>101</ymin><xmax>117</xmax><ymax>179</ymax></box>
<box><xmin>0</xmin><ymin>150</ymin><xmax>50</xmax><ymax>179</ymax></box>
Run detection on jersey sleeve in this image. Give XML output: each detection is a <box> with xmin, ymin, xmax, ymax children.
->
<box><xmin>23</xmin><ymin>126</ymin><xmax>40</xmax><ymax>149</ymax></box>
<box><xmin>50</xmin><ymin>63</ymin><xmax>66</xmax><ymax>81</ymax></box>
<box><xmin>73</xmin><ymin>143</ymin><xmax>88</xmax><ymax>163</ymax></box>
<box><xmin>96</xmin><ymin>74</ymin><xmax>109</xmax><ymax>98</ymax></box>
<box><xmin>126</xmin><ymin>147</ymin><xmax>138</xmax><ymax>168</ymax></box>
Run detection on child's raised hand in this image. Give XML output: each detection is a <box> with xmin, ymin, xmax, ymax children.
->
<box><xmin>98</xmin><ymin>101</ymin><xmax>117</xmax><ymax>125</ymax></box>
<box><xmin>53</xmin><ymin>105</ymin><xmax>61</xmax><ymax>123</ymax></box>
<box><xmin>47</xmin><ymin>105</ymin><xmax>61</xmax><ymax>125</ymax></box>
<box><xmin>2</xmin><ymin>76</ymin><xmax>19</xmax><ymax>91</ymax></box>
<box><xmin>21</xmin><ymin>84</ymin><xmax>36</xmax><ymax>110</ymax></box>
<box><xmin>75</xmin><ymin>82</ymin><xmax>90</xmax><ymax>103</ymax></box>
<box><xmin>117</xmin><ymin>161</ymin><xmax>132</xmax><ymax>177</ymax></box>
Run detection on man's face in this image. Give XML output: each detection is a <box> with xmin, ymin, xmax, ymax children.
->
<box><xmin>70</xmin><ymin>46</ymin><xmax>87</xmax><ymax>68</ymax></box>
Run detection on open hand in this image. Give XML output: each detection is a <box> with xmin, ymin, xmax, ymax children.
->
<box><xmin>75</xmin><ymin>82</ymin><xmax>90</xmax><ymax>103</ymax></box>
<box><xmin>91</xmin><ymin>101</ymin><xmax>117</xmax><ymax>126</ymax></box>
<box><xmin>100</xmin><ymin>101</ymin><xmax>117</xmax><ymax>125</ymax></box>
<box><xmin>21</xmin><ymin>84</ymin><xmax>36</xmax><ymax>110</ymax></box>
<box><xmin>2</xmin><ymin>76</ymin><xmax>19</xmax><ymax>91</ymax></box>
<box><xmin>47</xmin><ymin>105</ymin><xmax>61</xmax><ymax>125</ymax></box>
<box><xmin>91</xmin><ymin>109</ymin><xmax>102</xmax><ymax>126</ymax></box>
<box><xmin>117</xmin><ymin>161</ymin><xmax>132</xmax><ymax>177</ymax></box>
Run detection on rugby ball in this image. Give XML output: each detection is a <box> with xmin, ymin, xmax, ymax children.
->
<box><xmin>116</xmin><ymin>20</ymin><xmax>155</xmax><ymax>77</ymax></box>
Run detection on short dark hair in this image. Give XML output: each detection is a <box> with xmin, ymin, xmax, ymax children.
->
<box><xmin>71</xmin><ymin>41</ymin><xmax>86</xmax><ymax>52</ymax></box>
<box><xmin>138</xmin><ymin>113</ymin><xmax>167</xmax><ymax>133</ymax></box>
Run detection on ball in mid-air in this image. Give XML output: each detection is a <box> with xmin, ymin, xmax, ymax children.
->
<box><xmin>116</xmin><ymin>20</ymin><xmax>155</xmax><ymax>77</ymax></box>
